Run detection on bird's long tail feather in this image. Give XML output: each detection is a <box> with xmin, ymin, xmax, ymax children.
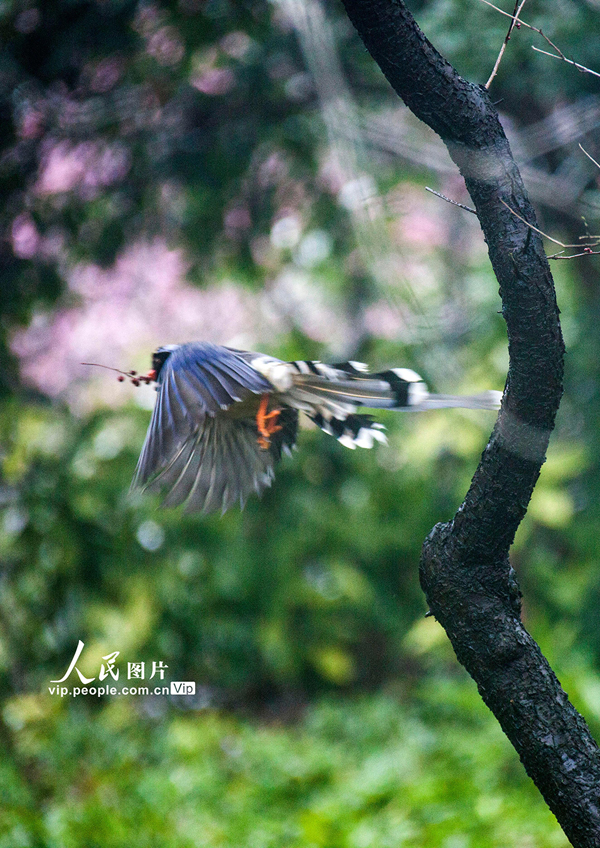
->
<box><xmin>291</xmin><ymin>372</ymin><xmax>501</xmax><ymax>412</ymax></box>
<box><xmin>406</xmin><ymin>390</ymin><xmax>502</xmax><ymax>411</ymax></box>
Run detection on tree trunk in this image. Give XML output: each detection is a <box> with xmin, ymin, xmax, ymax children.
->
<box><xmin>339</xmin><ymin>0</ymin><xmax>600</xmax><ymax>843</ymax></box>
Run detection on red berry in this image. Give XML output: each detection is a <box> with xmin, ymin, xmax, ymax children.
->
<box><xmin>118</xmin><ymin>375</ymin><xmax>125</xmax><ymax>382</ymax></box>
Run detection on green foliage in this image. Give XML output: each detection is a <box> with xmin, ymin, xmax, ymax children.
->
<box><xmin>1</xmin><ymin>389</ymin><xmax>502</xmax><ymax>697</ymax></box>
<box><xmin>1</xmin><ymin>688</ymin><xmax>571</xmax><ymax>847</ymax></box>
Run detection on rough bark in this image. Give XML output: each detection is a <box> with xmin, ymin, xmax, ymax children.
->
<box><xmin>339</xmin><ymin>0</ymin><xmax>600</xmax><ymax>844</ymax></box>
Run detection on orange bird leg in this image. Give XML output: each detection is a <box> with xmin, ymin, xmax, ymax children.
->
<box><xmin>256</xmin><ymin>393</ymin><xmax>283</xmax><ymax>449</ymax></box>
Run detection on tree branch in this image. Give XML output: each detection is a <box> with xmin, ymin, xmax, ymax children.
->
<box><xmin>339</xmin><ymin>0</ymin><xmax>600</xmax><ymax>843</ymax></box>
<box><xmin>485</xmin><ymin>0</ymin><xmax>528</xmax><ymax>90</ymax></box>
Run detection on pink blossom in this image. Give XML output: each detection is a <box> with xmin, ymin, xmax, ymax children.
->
<box><xmin>191</xmin><ymin>68</ymin><xmax>235</xmax><ymax>96</ymax></box>
<box><xmin>36</xmin><ymin>140</ymin><xmax>130</xmax><ymax>196</ymax></box>
<box><xmin>11</xmin><ymin>240</ymin><xmax>264</xmax><ymax>411</ymax></box>
<box><xmin>90</xmin><ymin>57</ymin><xmax>124</xmax><ymax>93</ymax></box>
<box><xmin>364</xmin><ymin>302</ymin><xmax>407</xmax><ymax>340</ymax></box>
<box><xmin>11</xmin><ymin>215</ymin><xmax>40</xmax><ymax>259</ymax></box>
<box><xmin>147</xmin><ymin>26</ymin><xmax>185</xmax><ymax>66</ymax></box>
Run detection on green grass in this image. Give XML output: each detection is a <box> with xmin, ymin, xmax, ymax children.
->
<box><xmin>1</xmin><ymin>682</ymin><xmax>567</xmax><ymax>848</ymax></box>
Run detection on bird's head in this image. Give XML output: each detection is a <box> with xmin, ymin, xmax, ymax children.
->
<box><xmin>151</xmin><ymin>344</ymin><xmax>180</xmax><ymax>381</ymax></box>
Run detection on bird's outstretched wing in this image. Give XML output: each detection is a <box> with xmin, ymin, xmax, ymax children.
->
<box><xmin>131</xmin><ymin>342</ymin><xmax>293</xmax><ymax>512</ymax></box>
<box><xmin>140</xmin><ymin>407</ymin><xmax>298</xmax><ymax>514</ymax></box>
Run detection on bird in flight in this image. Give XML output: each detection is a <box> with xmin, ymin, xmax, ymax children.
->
<box><xmin>129</xmin><ymin>342</ymin><xmax>501</xmax><ymax>515</ymax></box>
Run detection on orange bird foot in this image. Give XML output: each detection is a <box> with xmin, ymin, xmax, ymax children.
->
<box><xmin>256</xmin><ymin>393</ymin><xmax>283</xmax><ymax>450</ymax></box>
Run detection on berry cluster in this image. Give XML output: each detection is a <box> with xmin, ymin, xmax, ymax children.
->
<box><xmin>116</xmin><ymin>370</ymin><xmax>155</xmax><ymax>387</ymax></box>
<box><xmin>82</xmin><ymin>363</ymin><xmax>157</xmax><ymax>386</ymax></box>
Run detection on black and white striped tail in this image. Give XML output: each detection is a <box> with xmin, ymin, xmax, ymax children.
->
<box><xmin>368</xmin><ymin>368</ymin><xmax>502</xmax><ymax>411</ymax></box>
<box><xmin>308</xmin><ymin>411</ymin><xmax>388</xmax><ymax>449</ymax></box>
<box><xmin>289</xmin><ymin>361</ymin><xmax>501</xmax><ymax>412</ymax></box>
<box><xmin>287</xmin><ymin>360</ymin><xmax>501</xmax><ymax>449</ymax></box>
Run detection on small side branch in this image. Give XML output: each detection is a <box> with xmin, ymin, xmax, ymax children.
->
<box><xmin>425</xmin><ymin>186</ymin><xmax>476</xmax><ymax>214</ymax></box>
<box><xmin>531</xmin><ymin>46</ymin><xmax>600</xmax><ymax>79</ymax></box>
<box><xmin>579</xmin><ymin>143</ymin><xmax>600</xmax><ymax>170</ymax></box>
<box><xmin>501</xmin><ymin>199</ymin><xmax>600</xmax><ymax>258</ymax></box>
<box><xmin>480</xmin><ymin>0</ymin><xmax>600</xmax><ymax>79</ymax></box>
<box><xmin>485</xmin><ymin>0</ymin><xmax>528</xmax><ymax>89</ymax></box>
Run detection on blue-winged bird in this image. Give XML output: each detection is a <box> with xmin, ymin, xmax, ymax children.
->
<box><xmin>129</xmin><ymin>342</ymin><xmax>501</xmax><ymax>514</ymax></box>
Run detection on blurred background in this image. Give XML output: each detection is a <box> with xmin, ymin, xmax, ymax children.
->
<box><xmin>1</xmin><ymin>0</ymin><xmax>600</xmax><ymax>844</ymax></box>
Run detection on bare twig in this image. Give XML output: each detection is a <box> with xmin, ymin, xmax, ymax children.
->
<box><xmin>485</xmin><ymin>0</ymin><xmax>528</xmax><ymax>89</ymax></box>
<box><xmin>425</xmin><ymin>186</ymin><xmax>476</xmax><ymax>213</ymax></box>
<box><xmin>500</xmin><ymin>200</ymin><xmax>569</xmax><ymax>246</ymax></box>
<box><xmin>549</xmin><ymin>249</ymin><xmax>600</xmax><ymax>259</ymax></box>
<box><xmin>479</xmin><ymin>0</ymin><xmax>546</xmax><ymax>33</ymax></box>
<box><xmin>500</xmin><ymin>199</ymin><xmax>600</xmax><ymax>258</ymax></box>
<box><xmin>531</xmin><ymin>46</ymin><xmax>600</xmax><ymax>80</ymax></box>
<box><xmin>579</xmin><ymin>143</ymin><xmax>600</xmax><ymax>170</ymax></box>
<box><xmin>479</xmin><ymin>0</ymin><xmax>600</xmax><ymax>79</ymax></box>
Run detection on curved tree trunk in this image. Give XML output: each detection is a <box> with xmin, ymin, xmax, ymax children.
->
<box><xmin>339</xmin><ymin>0</ymin><xmax>600</xmax><ymax>844</ymax></box>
